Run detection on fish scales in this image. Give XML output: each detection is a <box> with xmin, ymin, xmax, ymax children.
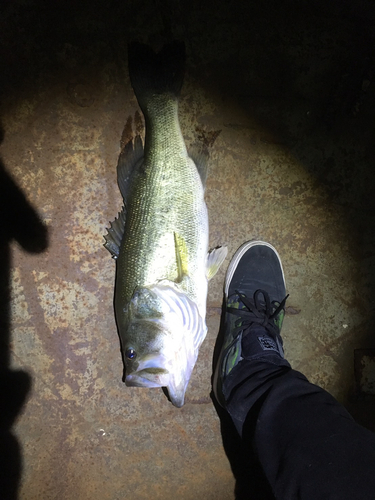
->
<box><xmin>118</xmin><ymin>96</ymin><xmax>207</xmax><ymax>308</ymax></box>
<box><xmin>104</xmin><ymin>41</ymin><xmax>227</xmax><ymax>407</ymax></box>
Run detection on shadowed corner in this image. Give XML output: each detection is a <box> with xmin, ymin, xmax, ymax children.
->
<box><xmin>210</xmin><ymin>295</ymin><xmax>275</xmax><ymax>500</ymax></box>
<box><xmin>0</xmin><ymin>125</ymin><xmax>48</xmax><ymax>499</ymax></box>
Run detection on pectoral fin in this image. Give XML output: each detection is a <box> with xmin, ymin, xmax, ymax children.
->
<box><xmin>206</xmin><ymin>246</ymin><xmax>228</xmax><ymax>280</ymax></box>
<box><xmin>174</xmin><ymin>232</ymin><xmax>189</xmax><ymax>283</ymax></box>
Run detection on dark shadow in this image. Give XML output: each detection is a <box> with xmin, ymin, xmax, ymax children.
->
<box><xmin>0</xmin><ymin>125</ymin><xmax>48</xmax><ymax>499</ymax></box>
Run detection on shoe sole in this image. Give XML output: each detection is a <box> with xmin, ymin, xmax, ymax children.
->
<box><xmin>224</xmin><ymin>240</ymin><xmax>285</xmax><ymax>297</ymax></box>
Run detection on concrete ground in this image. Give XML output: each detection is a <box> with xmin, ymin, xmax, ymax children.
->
<box><xmin>1</xmin><ymin>0</ymin><xmax>375</xmax><ymax>498</ymax></box>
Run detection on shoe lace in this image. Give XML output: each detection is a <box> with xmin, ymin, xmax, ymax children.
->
<box><xmin>227</xmin><ymin>289</ymin><xmax>289</xmax><ymax>338</ymax></box>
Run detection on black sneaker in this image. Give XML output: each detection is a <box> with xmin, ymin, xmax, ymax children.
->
<box><xmin>213</xmin><ymin>240</ymin><xmax>289</xmax><ymax>407</ymax></box>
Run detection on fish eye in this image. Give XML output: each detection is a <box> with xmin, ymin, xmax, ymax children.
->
<box><xmin>125</xmin><ymin>348</ymin><xmax>137</xmax><ymax>360</ymax></box>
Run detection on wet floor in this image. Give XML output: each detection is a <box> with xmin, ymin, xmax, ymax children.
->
<box><xmin>1</xmin><ymin>1</ymin><xmax>375</xmax><ymax>498</ymax></box>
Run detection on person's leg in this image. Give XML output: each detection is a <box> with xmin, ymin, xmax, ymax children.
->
<box><xmin>213</xmin><ymin>241</ymin><xmax>375</xmax><ymax>500</ymax></box>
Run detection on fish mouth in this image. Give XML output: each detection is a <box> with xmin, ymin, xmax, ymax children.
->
<box><xmin>125</xmin><ymin>353</ymin><xmax>171</xmax><ymax>388</ymax></box>
<box><xmin>125</xmin><ymin>368</ymin><xmax>170</xmax><ymax>389</ymax></box>
<box><xmin>125</xmin><ymin>370</ymin><xmax>186</xmax><ymax>407</ymax></box>
<box><xmin>124</xmin><ymin>354</ymin><xmax>186</xmax><ymax>407</ymax></box>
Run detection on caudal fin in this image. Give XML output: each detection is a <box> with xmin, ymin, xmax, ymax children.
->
<box><xmin>128</xmin><ymin>41</ymin><xmax>185</xmax><ymax>109</ymax></box>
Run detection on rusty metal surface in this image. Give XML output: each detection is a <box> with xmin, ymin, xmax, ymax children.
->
<box><xmin>1</xmin><ymin>0</ymin><xmax>375</xmax><ymax>498</ymax></box>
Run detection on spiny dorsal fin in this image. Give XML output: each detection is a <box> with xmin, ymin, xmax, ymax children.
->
<box><xmin>117</xmin><ymin>135</ymin><xmax>144</xmax><ymax>201</ymax></box>
<box><xmin>103</xmin><ymin>207</ymin><xmax>126</xmax><ymax>259</ymax></box>
<box><xmin>206</xmin><ymin>246</ymin><xmax>228</xmax><ymax>280</ymax></box>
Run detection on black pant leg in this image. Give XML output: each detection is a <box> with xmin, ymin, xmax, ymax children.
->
<box><xmin>223</xmin><ymin>359</ymin><xmax>375</xmax><ymax>500</ymax></box>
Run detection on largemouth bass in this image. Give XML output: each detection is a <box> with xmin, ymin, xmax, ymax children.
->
<box><xmin>104</xmin><ymin>42</ymin><xmax>227</xmax><ymax>407</ymax></box>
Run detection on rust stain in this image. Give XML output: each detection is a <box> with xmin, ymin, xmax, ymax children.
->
<box><xmin>285</xmin><ymin>306</ymin><xmax>301</xmax><ymax>315</ymax></box>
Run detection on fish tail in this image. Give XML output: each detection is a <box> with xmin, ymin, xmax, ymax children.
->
<box><xmin>128</xmin><ymin>41</ymin><xmax>185</xmax><ymax>109</ymax></box>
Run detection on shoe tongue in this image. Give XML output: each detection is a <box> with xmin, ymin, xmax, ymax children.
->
<box><xmin>241</xmin><ymin>324</ymin><xmax>280</xmax><ymax>359</ymax></box>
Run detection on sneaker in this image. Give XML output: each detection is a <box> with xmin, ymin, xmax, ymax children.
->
<box><xmin>212</xmin><ymin>240</ymin><xmax>289</xmax><ymax>407</ymax></box>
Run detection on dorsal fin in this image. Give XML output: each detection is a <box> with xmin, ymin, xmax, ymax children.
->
<box><xmin>103</xmin><ymin>207</ymin><xmax>126</xmax><ymax>258</ymax></box>
<box><xmin>117</xmin><ymin>135</ymin><xmax>144</xmax><ymax>201</ymax></box>
<box><xmin>188</xmin><ymin>144</ymin><xmax>209</xmax><ymax>188</ymax></box>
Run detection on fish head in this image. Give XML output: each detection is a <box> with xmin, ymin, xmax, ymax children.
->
<box><xmin>116</xmin><ymin>284</ymin><xmax>206</xmax><ymax>407</ymax></box>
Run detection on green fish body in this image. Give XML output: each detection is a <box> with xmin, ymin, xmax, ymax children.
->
<box><xmin>104</xmin><ymin>42</ymin><xmax>227</xmax><ymax>407</ymax></box>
